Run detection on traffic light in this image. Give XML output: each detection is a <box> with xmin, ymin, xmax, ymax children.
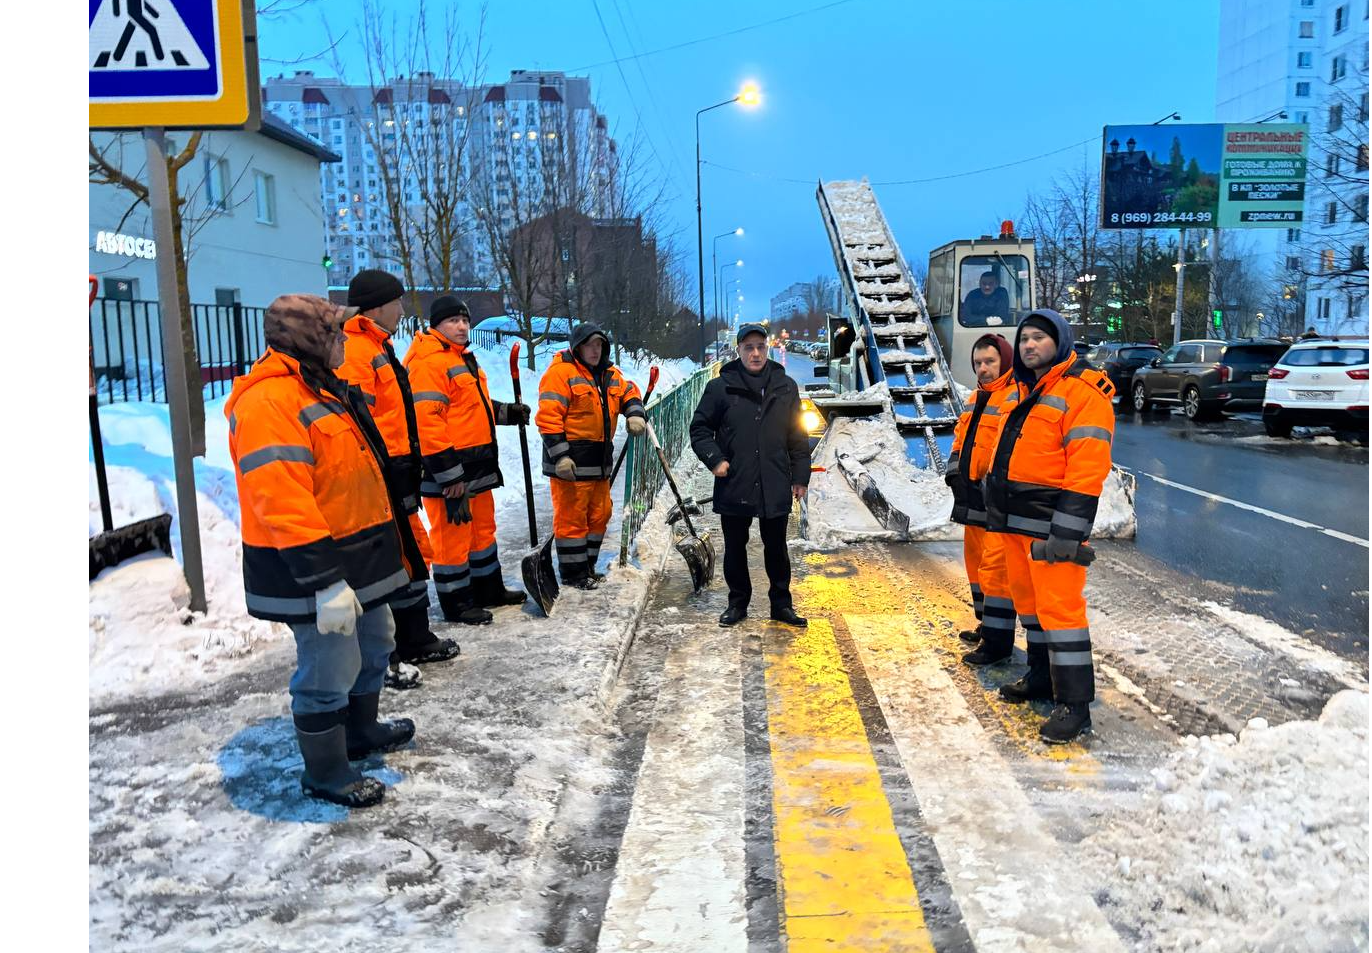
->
<box><xmin>322</xmin><ymin>253</ymin><xmax>334</xmax><ymax>270</ymax></box>
<box><xmin>1212</xmin><ymin>309</ymin><xmax>1223</xmax><ymax>331</ymax></box>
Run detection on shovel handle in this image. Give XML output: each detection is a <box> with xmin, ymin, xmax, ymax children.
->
<box><xmin>510</xmin><ymin>342</ymin><xmax>539</xmax><ymax>547</ymax></box>
<box><xmin>645</xmin><ymin>419</ymin><xmax>701</xmax><ymax>538</ymax></box>
<box><xmin>608</xmin><ymin>365</ymin><xmax>659</xmax><ymax>487</ymax></box>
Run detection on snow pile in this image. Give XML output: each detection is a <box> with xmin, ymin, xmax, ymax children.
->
<box><xmin>1086</xmin><ymin>690</ymin><xmax>1370</xmax><ymax>953</ymax></box>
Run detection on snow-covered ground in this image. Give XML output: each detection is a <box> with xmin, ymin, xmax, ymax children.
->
<box><xmin>1084</xmin><ymin>690</ymin><xmax>1370</xmax><ymax>953</ymax></box>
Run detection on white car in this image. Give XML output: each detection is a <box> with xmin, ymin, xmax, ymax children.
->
<box><xmin>1262</xmin><ymin>338</ymin><xmax>1369</xmax><ymax>439</ymax></box>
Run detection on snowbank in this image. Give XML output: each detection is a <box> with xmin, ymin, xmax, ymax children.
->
<box><xmin>1084</xmin><ymin>690</ymin><xmax>1370</xmax><ymax>953</ymax></box>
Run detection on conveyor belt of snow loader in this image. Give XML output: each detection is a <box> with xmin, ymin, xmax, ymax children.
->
<box><xmin>816</xmin><ymin>178</ymin><xmax>964</xmax><ymax>472</ymax></box>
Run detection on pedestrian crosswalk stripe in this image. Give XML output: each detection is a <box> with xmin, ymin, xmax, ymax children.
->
<box><xmin>89</xmin><ymin>0</ymin><xmax>210</xmax><ymax>73</ymax></box>
<box><xmin>598</xmin><ymin>625</ymin><xmax>748</xmax><ymax>952</ymax></box>
<box><xmin>843</xmin><ymin>613</ymin><xmax>1127</xmax><ymax>953</ymax></box>
<box><xmin>763</xmin><ymin>619</ymin><xmax>935</xmax><ymax>952</ymax></box>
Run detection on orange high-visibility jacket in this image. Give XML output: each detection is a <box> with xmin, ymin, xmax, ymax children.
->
<box><xmin>225</xmin><ymin>348</ymin><xmax>410</xmax><ymax>623</ymax></box>
<box><xmin>337</xmin><ymin>316</ymin><xmax>419</xmax><ymax>462</ymax></box>
<box><xmin>403</xmin><ymin>329</ymin><xmax>513</xmax><ymax>496</ymax></box>
<box><xmin>984</xmin><ymin>353</ymin><xmax>1116</xmax><ymax>541</ymax></box>
<box><xmin>946</xmin><ymin>368</ymin><xmax>1017</xmax><ymax>527</ymax></box>
<box><xmin>535</xmin><ymin>351</ymin><xmax>644</xmax><ymax>480</ymax></box>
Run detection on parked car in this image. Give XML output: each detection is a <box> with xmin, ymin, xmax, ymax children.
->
<box><xmin>1130</xmin><ymin>338</ymin><xmax>1288</xmax><ymax>421</ymax></box>
<box><xmin>1262</xmin><ymin>338</ymin><xmax>1369</xmax><ymax>439</ymax></box>
<box><xmin>812</xmin><ymin>344</ymin><xmax>829</xmax><ymax>362</ymax></box>
<box><xmin>1085</xmin><ymin>342</ymin><xmax>1163</xmax><ymax>405</ymax></box>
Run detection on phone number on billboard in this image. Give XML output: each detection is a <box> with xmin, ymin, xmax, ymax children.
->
<box><xmin>1109</xmin><ymin>211</ymin><xmax>1215</xmax><ymax>225</ymax></box>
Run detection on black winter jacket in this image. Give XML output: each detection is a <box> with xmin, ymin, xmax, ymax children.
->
<box><xmin>689</xmin><ymin>360</ymin><xmax>812</xmax><ymax>519</ymax></box>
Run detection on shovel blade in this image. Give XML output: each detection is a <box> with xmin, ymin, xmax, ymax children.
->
<box><xmin>521</xmin><ymin>535</ymin><xmax>560</xmax><ymax>616</ymax></box>
<box><xmin>674</xmin><ymin>530</ymin><xmax>716</xmax><ymax>592</ymax></box>
<box><xmin>89</xmin><ymin>513</ymin><xmax>174</xmax><ymax>580</ymax></box>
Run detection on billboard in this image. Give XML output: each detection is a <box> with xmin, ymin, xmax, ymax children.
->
<box><xmin>1101</xmin><ymin>123</ymin><xmax>1309</xmax><ymax>229</ymax></box>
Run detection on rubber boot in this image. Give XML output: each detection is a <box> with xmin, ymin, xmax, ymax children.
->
<box><xmin>437</xmin><ymin>589</ymin><xmax>493</xmax><ymax>626</ymax></box>
<box><xmin>1040</xmin><ymin>702</ymin><xmax>1092</xmax><ymax>744</ymax></box>
<box><xmin>471</xmin><ymin>571</ymin><xmax>527</xmax><ymax>608</ymax></box>
<box><xmin>345</xmin><ymin>692</ymin><xmax>416</xmax><ymax>761</ymax></box>
<box><xmin>392</xmin><ymin>603</ymin><xmax>460</xmax><ymax>663</ymax></box>
<box><xmin>999</xmin><ymin>642</ymin><xmax>1053</xmax><ymax>703</ymax></box>
<box><xmin>295</xmin><ymin>711</ymin><xmax>385</xmax><ymax>808</ymax></box>
<box><xmin>561</xmin><ymin>566</ymin><xmax>598</xmax><ymax>591</ymax></box>
<box><xmin>384</xmin><ymin>660</ymin><xmax>423</xmax><ymax>691</ymax></box>
<box><xmin>957</xmin><ymin>624</ymin><xmax>984</xmax><ymax>644</ymax></box>
<box><xmin>961</xmin><ymin>631</ymin><xmax>1013</xmax><ymax>666</ymax></box>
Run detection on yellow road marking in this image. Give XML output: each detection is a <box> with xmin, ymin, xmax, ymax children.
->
<box><xmin>762</xmin><ymin>619</ymin><xmax>935</xmax><ymax>953</ymax></box>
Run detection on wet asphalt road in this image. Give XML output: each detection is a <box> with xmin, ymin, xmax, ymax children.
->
<box><xmin>789</xmin><ymin>349</ymin><xmax>1368</xmax><ymax>652</ymax></box>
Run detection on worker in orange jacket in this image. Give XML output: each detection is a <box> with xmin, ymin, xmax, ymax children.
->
<box><xmin>535</xmin><ymin>323</ymin><xmax>645</xmax><ymax>588</ymax></box>
<box><xmin>405</xmin><ymin>296</ymin><xmax>530</xmax><ymax>624</ymax></box>
<box><xmin>226</xmin><ymin>294</ymin><xmax>417</xmax><ymax>809</ymax></box>
<box><xmin>944</xmin><ymin>333</ymin><xmax>1019</xmax><ymax>666</ymax></box>
<box><xmin>984</xmin><ymin>309</ymin><xmax>1115</xmax><ymax>744</ymax></box>
<box><xmin>339</xmin><ymin>270</ymin><xmax>459</xmax><ymax>687</ymax></box>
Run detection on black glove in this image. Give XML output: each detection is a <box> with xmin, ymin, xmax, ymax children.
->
<box><xmin>444</xmin><ymin>492</ymin><xmax>473</xmax><ymax>526</ymax></box>
<box><xmin>503</xmin><ymin>402</ymin><xmax>532</xmax><ymax>426</ymax></box>
<box><xmin>1034</xmin><ymin>534</ymin><xmax>1082</xmax><ymax>564</ymax></box>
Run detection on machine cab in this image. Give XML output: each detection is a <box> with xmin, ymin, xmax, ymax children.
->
<box><xmin>927</xmin><ymin>223</ymin><xmax>1036</xmax><ymax>391</ymax></box>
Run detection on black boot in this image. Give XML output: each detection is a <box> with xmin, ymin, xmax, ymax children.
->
<box><xmin>562</xmin><ymin>567</ymin><xmax>599</xmax><ymax>591</ymax></box>
<box><xmin>719</xmin><ymin>604</ymin><xmax>747</xmax><ymax>626</ymax></box>
<box><xmin>958</xmin><ymin>624</ymin><xmax>984</xmax><ymax>644</ymax></box>
<box><xmin>961</xmin><ymin>635</ymin><xmax>1013</xmax><ymax>666</ymax></box>
<box><xmin>383</xmin><ymin>660</ymin><xmax>423</xmax><ymax>690</ymax></box>
<box><xmin>295</xmin><ymin>712</ymin><xmax>386</xmax><ymax>808</ymax></box>
<box><xmin>770</xmin><ymin>605</ymin><xmax>808</xmax><ymax>627</ymax></box>
<box><xmin>1040</xmin><ymin>702</ymin><xmax>1092</xmax><ymax>744</ymax></box>
<box><xmin>999</xmin><ymin>671</ymin><xmax>1054</xmax><ymax>703</ymax></box>
<box><xmin>392</xmin><ymin>603</ymin><xmax>461</xmax><ymax>663</ymax></box>
<box><xmin>345</xmin><ymin>692</ymin><xmax>416</xmax><ymax>760</ymax></box>
<box><xmin>472</xmin><ymin>571</ymin><xmax>527</xmax><ymax>607</ymax></box>
<box><xmin>437</xmin><ymin>589</ymin><xmax>493</xmax><ymax>625</ymax></box>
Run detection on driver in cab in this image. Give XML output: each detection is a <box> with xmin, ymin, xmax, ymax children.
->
<box><xmin>961</xmin><ymin>271</ymin><xmax>1012</xmax><ymax>327</ymax></box>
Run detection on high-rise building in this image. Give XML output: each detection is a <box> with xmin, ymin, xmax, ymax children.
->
<box><xmin>1216</xmin><ymin>0</ymin><xmax>1368</xmax><ymax>333</ymax></box>
<box><xmin>770</xmin><ymin>282</ymin><xmax>810</xmax><ymax>321</ymax></box>
<box><xmin>263</xmin><ymin>70</ymin><xmax>616</xmax><ymax>293</ymax></box>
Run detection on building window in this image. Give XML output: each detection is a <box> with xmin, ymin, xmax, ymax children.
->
<box><xmin>1329</xmin><ymin>103</ymin><xmax>1344</xmax><ymax>131</ymax></box>
<box><xmin>1300</xmin><ymin>0</ymin><xmax>1314</xmax><ymax>6</ymax></box>
<box><xmin>1356</xmin><ymin>193</ymin><xmax>1369</xmax><ymax>223</ymax></box>
<box><xmin>1361</xmin><ymin>93</ymin><xmax>1369</xmax><ymax>122</ymax></box>
<box><xmin>253</xmin><ymin>171</ymin><xmax>276</xmax><ymax>225</ymax></box>
<box><xmin>1286</xmin><ymin>255</ymin><xmax>1302</xmax><ymax>271</ymax></box>
<box><xmin>1296</xmin><ymin>81</ymin><xmax>1311</xmax><ymax>97</ymax></box>
<box><xmin>1352</xmin><ymin>245</ymin><xmax>1368</xmax><ymax>271</ymax></box>
<box><xmin>1326</xmin><ymin>201</ymin><xmax>1339</xmax><ymax>224</ymax></box>
<box><xmin>1298</xmin><ymin>51</ymin><xmax>1313</xmax><ymax>69</ymax></box>
<box><xmin>1359</xmin><ymin>144</ymin><xmax>1370</xmax><ymax>172</ymax></box>
<box><xmin>1287</xmin><ymin>227</ymin><xmax>1303</xmax><ymax>242</ymax></box>
<box><xmin>1296</xmin><ymin>110</ymin><xmax>1310</xmax><ymax>124</ymax></box>
<box><xmin>1299</xmin><ymin>20</ymin><xmax>1315</xmax><ymax>37</ymax></box>
<box><xmin>1335</xmin><ymin>4</ymin><xmax>1349</xmax><ymax>32</ymax></box>
<box><xmin>1321</xmin><ymin>249</ymin><xmax>1336</xmax><ymax>273</ymax></box>
<box><xmin>1318</xmin><ymin>297</ymin><xmax>1331</xmax><ymax>319</ymax></box>
<box><xmin>204</xmin><ymin>154</ymin><xmax>230</xmax><ymax>211</ymax></box>
<box><xmin>1331</xmin><ymin>55</ymin><xmax>1347</xmax><ymax>82</ymax></box>
<box><xmin>1328</xmin><ymin>153</ymin><xmax>1342</xmax><ymax>177</ymax></box>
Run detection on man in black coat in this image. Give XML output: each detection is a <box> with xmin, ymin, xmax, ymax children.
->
<box><xmin>690</xmin><ymin>324</ymin><xmax>812</xmax><ymax>627</ymax></box>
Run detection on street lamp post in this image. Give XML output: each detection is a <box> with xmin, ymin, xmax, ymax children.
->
<box><xmin>721</xmin><ymin>266</ymin><xmax>742</xmax><ymax>332</ymax></box>
<box><xmin>696</xmin><ymin>83</ymin><xmax>760</xmax><ymax>364</ymax></box>
<box><xmin>712</xmin><ymin>227</ymin><xmax>743</xmax><ymax>333</ymax></box>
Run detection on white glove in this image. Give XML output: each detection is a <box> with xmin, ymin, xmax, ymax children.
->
<box><xmin>555</xmin><ymin>456</ymin><xmax>577</xmax><ymax>480</ymax></box>
<box><xmin>315</xmin><ymin>579</ymin><xmax>363</xmax><ymax>636</ymax></box>
<box><xmin>626</xmin><ymin>416</ymin><xmax>646</xmax><ymax>436</ymax></box>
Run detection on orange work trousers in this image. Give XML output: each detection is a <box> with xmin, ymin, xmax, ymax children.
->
<box><xmin>422</xmin><ymin>490</ymin><xmax>497</xmax><ymax>600</ymax></box>
<box><xmin>550</xmin><ymin>478</ymin><xmax>612</xmax><ymax>581</ymax></box>
<box><xmin>1001</xmin><ymin>533</ymin><xmax>1094</xmax><ymax>703</ymax></box>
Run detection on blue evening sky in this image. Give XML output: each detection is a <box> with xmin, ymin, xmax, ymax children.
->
<box><xmin>258</xmin><ymin>0</ymin><xmax>1224</xmax><ymax>322</ymax></box>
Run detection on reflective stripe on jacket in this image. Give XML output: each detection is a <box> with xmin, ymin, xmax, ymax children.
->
<box><xmin>535</xmin><ymin>351</ymin><xmax>644</xmax><ymax>480</ymax></box>
<box><xmin>984</xmin><ymin>353</ymin><xmax>1116</xmax><ymax>540</ymax></box>
<box><xmin>225</xmin><ymin>348</ymin><xmax>409</xmax><ymax>623</ymax></box>
<box><xmin>946</xmin><ymin>368</ymin><xmax>1016</xmax><ymax>526</ymax></box>
<box><xmin>337</xmin><ymin>316</ymin><xmax>418</xmax><ymax>460</ymax></box>
<box><xmin>403</xmin><ymin>329</ymin><xmax>506</xmax><ymax>496</ymax></box>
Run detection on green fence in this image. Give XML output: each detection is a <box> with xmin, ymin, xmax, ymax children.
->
<box><xmin>618</xmin><ymin>363</ymin><xmax>719</xmax><ymax>565</ymax></box>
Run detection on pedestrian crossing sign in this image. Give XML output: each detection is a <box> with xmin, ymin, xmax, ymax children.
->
<box><xmin>89</xmin><ymin>0</ymin><xmax>258</xmax><ymax>130</ymax></box>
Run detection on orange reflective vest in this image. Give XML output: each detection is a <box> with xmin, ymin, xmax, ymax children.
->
<box><xmin>403</xmin><ymin>329</ymin><xmax>513</xmax><ymax>496</ymax></box>
<box><xmin>225</xmin><ymin>348</ymin><xmax>410</xmax><ymax>623</ymax></box>
<box><xmin>984</xmin><ymin>353</ymin><xmax>1116</xmax><ymax>541</ymax></box>
<box><xmin>535</xmin><ymin>351</ymin><xmax>644</xmax><ymax>480</ymax></box>
<box><xmin>946</xmin><ymin>368</ymin><xmax>1016</xmax><ymax>527</ymax></box>
<box><xmin>337</xmin><ymin>316</ymin><xmax>420</xmax><ymax>462</ymax></box>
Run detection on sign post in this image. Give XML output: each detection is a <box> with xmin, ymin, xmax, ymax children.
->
<box><xmin>90</xmin><ymin>1</ymin><xmax>260</xmax><ymax>613</ymax></box>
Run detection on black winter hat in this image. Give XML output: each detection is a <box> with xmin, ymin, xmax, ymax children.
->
<box><xmin>429</xmin><ymin>295</ymin><xmax>471</xmax><ymax>327</ymax></box>
<box><xmin>1020</xmin><ymin>313</ymin><xmax>1060</xmax><ymax>346</ymax></box>
<box><xmin>346</xmin><ymin>269</ymin><xmax>405</xmax><ymax>312</ymax></box>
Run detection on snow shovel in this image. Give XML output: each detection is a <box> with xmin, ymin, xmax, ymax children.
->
<box><xmin>89</xmin><ymin>275</ymin><xmax>173</xmax><ymax>580</ymax></box>
<box><xmin>644</xmin><ymin>419</ymin><xmax>715</xmax><ymax>592</ymax></box>
<box><xmin>510</xmin><ymin>343</ymin><xmax>559</xmax><ymax>616</ymax></box>
<box><xmin>665</xmin><ymin>496</ymin><xmax>712</xmax><ymax>526</ymax></box>
<box><xmin>607</xmin><ymin>365</ymin><xmax>659</xmax><ymax>488</ymax></box>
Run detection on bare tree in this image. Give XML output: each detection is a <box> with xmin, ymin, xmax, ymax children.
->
<box><xmin>1299</xmin><ymin>84</ymin><xmax>1369</xmax><ymax>331</ymax></box>
<box><xmin>1022</xmin><ymin>160</ymin><xmax>1103</xmax><ymax>334</ymax></box>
